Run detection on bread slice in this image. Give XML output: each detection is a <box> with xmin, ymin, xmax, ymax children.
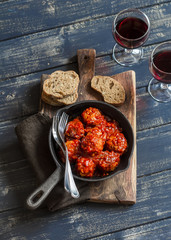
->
<box><xmin>41</xmin><ymin>91</ymin><xmax>78</xmax><ymax>106</ymax></box>
<box><xmin>56</xmin><ymin>92</ymin><xmax>78</xmax><ymax>105</ymax></box>
<box><xmin>43</xmin><ymin>70</ymin><xmax>79</xmax><ymax>99</ymax></box>
<box><xmin>91</xmin><ymin>75</ymin><xmax>125</xmax><ymax>105</ymax></box>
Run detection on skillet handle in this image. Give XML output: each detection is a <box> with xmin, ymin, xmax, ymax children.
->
<box><xmin>26</xmin><ymin>167</ymin><xmax>62</xmax><ymax>210</ymax></box>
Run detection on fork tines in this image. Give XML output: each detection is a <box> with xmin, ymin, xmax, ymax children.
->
<box><xmin>58</xmin><ymin>112</ymin><xmax>69</xmax><ymax>138</ymax></box>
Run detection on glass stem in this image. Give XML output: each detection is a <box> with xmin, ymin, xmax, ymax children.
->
<box><xmin>160</xmin><ymin>83</ymin><xmax>168</xmax><ymax>90</ymax></box>
<box><xmin>125</xmin><ymin>48</ymin><xmax>133</xmax><ymax>54</ymax></box>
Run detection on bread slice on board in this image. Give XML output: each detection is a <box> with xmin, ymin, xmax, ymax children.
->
<box><xmin>43</xmin><ymin>70</ymin><xmax>79</xmax><ymax>99</ymax></box>
<box><xmin>41</xmin><ymin>91</ymin><xmax>63</xmax><ymax>106</ymax></box>
<box><xmin>91</xmin><ymin>75</ymin><xmax>125</xmax><ymax>105</ymax></box>
<box><xmin>41</xmin><ymin>91</ymin><xmax>78</xmax><ymax>106</ymax></box>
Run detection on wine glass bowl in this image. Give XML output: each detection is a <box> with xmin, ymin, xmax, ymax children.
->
<box><xmin>148</xmin><ymin>41</ymin><xmax>171</xmax><ymax>102</ymax></box>
<box><xmin>112</xmin><ymin>8</ymin><xmax>150</xmax><ymax>66</ymax></box>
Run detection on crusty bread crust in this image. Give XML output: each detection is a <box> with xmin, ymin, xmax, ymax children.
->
<box><xmin>91</xmin><ymin>75</ymin><xmax>125</xmax><ymax>105</ymax></box>
<box><xmin>43</xmin><ymin>70</ymin><xmax>79</xmax><ymax>99</ymax></box>
<box><xmin>56</xmin><ymin>92</ymin><xmax>78</xmax><ymax>105</ymax></box>
<box><xmin>41</xmin><ymin>90</ymin><xmax>78</xmax><ymax>106</ymax></box>
<box><xmin>41</xmin><ymin>91</ymin><xmax>63</xmax><ymax>106</ymax></box>
<box><xmin>41</xmin><ymin>70</ymin><xmax>79</xmax><ymax>106</ymax></box>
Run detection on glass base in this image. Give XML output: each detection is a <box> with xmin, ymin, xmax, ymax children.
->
<box><xmin>112</xmin><ymin>43</ymin><xmax>143</xmax><ymax>66</ymax></box>
<box><xmin>148</xmin><ymin>78</ymin><xmax>171</xmax><ymax>103</ymax></box>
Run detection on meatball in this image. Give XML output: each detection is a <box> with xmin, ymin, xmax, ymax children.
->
<box><xmin>94</xmin><ymin>151</ymin><xmax>120</xmax><ymax>172</ymax></box>
<box><xmin>105</xmin><ymin>132</ymin><xmax>128</xmax><ymax>155</ymax></box>
<box><xmin>76</xmin><ymin>157</ymin><xmax>96</xmax><ymax>177</ymax></box>
<box><xmin>81</xmin><ymin>107</ymin><xmax>106</xmax><ymax>126</ymax></box>
<box><xmin>105</xmin><ymin>120</ymin><xmax>120</xmax><ymax>139</ymax></box>
<box><xmin>62</xmin><ymin>107</ymin><xmax>128</xmax><ymax>178</ymax></box>
<box><xmin>81</xmin><ymin>127</ymin><xmax>106</xmax><ymax>156</ymax></box>
<box><xmin>65</xmin><ymin>139</ymin><xmax>80</xmax><ymax>163</ymax></box>
<box><xmin>85</xmin><ymin>125</ymin><xmax>106</xmax><ymax>138</ymax></box>
<box><xmin>65</xmin><ymin>118</ymin><xmax>84</xmax><ymax>140</ymax></box>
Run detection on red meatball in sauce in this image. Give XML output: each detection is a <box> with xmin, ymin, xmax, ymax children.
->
<box><xmin>65</xmin><ymin>118</ymin><xmax>84</xmax><ymax>140</ymax></box>
<box><xmin>81</xmin><ymin>107</ymin><xmax>106</xmax><ymax>126</ymax></box>
<box><xmin>63</xmin><ymin>107</ymin><xmax>128</xmax><ymax>178</ymax></box>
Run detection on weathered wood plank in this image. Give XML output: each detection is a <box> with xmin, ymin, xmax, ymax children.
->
<box><xmin>0</xmin><ymin>170</ymin><xmax>170</xmax><ymax>239</ymax></box>
<box><xmin>0</xmin><ymin>0</ymin><xmax>168</xmax><ymax>41</ymax></box>
<box><xmin>0</xmin><ymin>64</ymin><xmax>78</xmax><ymax>121</ymax></box>
<box><xmin>1</xmin><ymin>51</ymin><xmax>171</xmax><ymax>131</ymax></box>
<box><xmin>137</xmin><ymin>124</ymin><xmax>171</xmax><ymax>176</ymax></box>
<box><xmin>0</xmin><ymin>160</ymin><xmax>37</xmax><ymax>211</ymax></box>
<box><xmin>89</xmin><ymin>218</ymin><xmax>171</xmax><ymax>240</ymax></box>
<box><xmin>0</xmin><ymin>119</ymin><xmax>25</xmax><ymax>164</ymax></box>
<box><xmin>39</xmin><ymin>70</ymin><xmax>137</xmax><ymax>205</ymax></box>
<box><xmin>0</xmin><ymin>1</ymin><xmax>170</xmax><ymax>239</ymax></box>
<box><xmin>136</xmin><ymin>87</ymin><xmax>171</xmax><ymax>131</ymax></box>
<box><xmin>0</xmin><ymin>72</ymin><xmax>41</xmax><ymax>120</ymax></box>
<box><xmin>1</xmin><ymin>3</ymin><xmax>171</xmax><ymax>79</ymax></box>
<box><xmin>95</xmin><ymin>45</ymin><xmax>154</xmax><ymax>88</ymax></box>
<box><xmin>0</xmin><ymin>121</ymin><xmax>170</xmax><ymax>211</ymax></box>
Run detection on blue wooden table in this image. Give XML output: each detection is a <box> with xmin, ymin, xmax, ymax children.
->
<box><xmin>0</xmin><ymin>1</ymin><xmax>171</xmax><ymax>239</ymax></box>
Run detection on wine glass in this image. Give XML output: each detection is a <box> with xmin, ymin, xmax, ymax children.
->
<box><xmin>112</xmin><ymin>8</ymin><xmax>150</xmax><ymax>66</ymax></box>
<box><xmin>148</xmin><ymin>42</ymin><xmax>171</xmax><ymax>103</ymax></box>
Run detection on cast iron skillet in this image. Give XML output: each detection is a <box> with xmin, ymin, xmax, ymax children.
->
<box><xmin>49</xmin><ymin>100</ymin><xmax>134</xmax><ymax>182</ymax></box>
<box><xmin>27</xmin><ymin>100</ymin><xmax>134</xmax><ymax>209</ymax></box>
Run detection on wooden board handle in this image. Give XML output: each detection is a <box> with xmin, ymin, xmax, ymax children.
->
<box><xmin>77</xmin><ymin>49</ymin><xmax>96</xmax><ymax>76</ymax></box>
<box><xmin>77</xmin><ymin>49</ymin><xmax>97</xmax><ymax>101</ymax></box>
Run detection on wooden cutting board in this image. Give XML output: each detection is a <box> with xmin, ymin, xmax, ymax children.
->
<box><xmin>40</xmin><ymin>49</ymin><xmax>136</xmax><ymax>204</ymax></box>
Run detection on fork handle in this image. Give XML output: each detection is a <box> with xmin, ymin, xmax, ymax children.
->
<box><xmin>64</xmin><ymin>155</ymin><xmax>80</xmax><ymax>198</ymax></box>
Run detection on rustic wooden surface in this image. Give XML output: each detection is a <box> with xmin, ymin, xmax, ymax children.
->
<box><xmin>77</xmin><ymin>49</ymin><xmax>97</xmax><ymax>101</ymax></box>
<box><xmin>0</xmin><ymin>0</ymin><xmax>171</xmax><ymax>239</ymax></box>
<box><xmin>40</xmin><ymin>67</ymin><xmax>136</xmax><ymax>204</ymax></box>
<box><xmin>89</xmin><ymin>70</ymin><xmax>136</xmax><ymax>204</ymax></box>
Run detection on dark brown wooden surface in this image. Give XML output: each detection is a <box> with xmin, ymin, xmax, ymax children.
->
<box><xmin>40</xmin><ymin>67</ymin><xmax>136</xmax><ymax>204</ymax></box>
<box><xmin>89</xmin><ymin>70</ymin><xmax>136</xmax><ymax>204</ymax></box>
<box><xmin>0</xmin><ymin>1</ymin><xmax>171</xmax><ymax>239</ymax></box>
<box><xmin>77</xmin><ymin>49</ymin><xmax>97</xmax><ymax>101</ymax></box>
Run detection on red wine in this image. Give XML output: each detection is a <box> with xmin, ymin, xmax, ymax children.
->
<box><xmin>151</xmin><ymin>50</ymin><xmax>171</xmax><ymax>83</ymax></box>
<box><xmin>114</xmin><ymin>17</ymin><xmax>149</xmax><ymax>48</ymax></box>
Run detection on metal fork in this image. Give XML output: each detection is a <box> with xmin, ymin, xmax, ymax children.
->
<box><xmin>52</xmin><ymin>116</ymin><xmax>70</xmax><ymax>193</ymax></box>
<box><xmin>57</xmin><ymin>112</ymin><xmax>80</xmax><ymax>198</ymax></box>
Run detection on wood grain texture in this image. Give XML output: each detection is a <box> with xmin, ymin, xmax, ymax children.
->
<box><xmin>77</xmin><ymin>49</ymin><xmax>96</xmax><ymax>101</ymax></box>
<box><xmin>0</xmin><ymin>170</ymin><xmax>170</xmax><ymax>239</ymax></box>
<box><xmin>0</xmin><ymin>122</ymin><xmax>170</xmax><ymax>212</ymax></box>
<box><xmin>1</xmin><ymin>118</ymin><xmax>170</xmax><ymax>171</ymax></box>
<box><xmin>0</xmin><ymin>160</ymin><xmax>36</xmax><ymax>211</ymax></box>
<box><xmin>1</xmin><ymin>2</ymin><xmax>171</xmax><ymax>79</ymax></box>
<box><xmin>89</xmin><ymin>218</ymin><xmax>171</xmax><ymax>240</ymax></box>
<box><xmin>39</xmin><ymin>66</ymin><xmax>136</xmax><ymax>204</ymax></box>
<box><xmin>0</xmin><ymin>0</ymin><xmax>171</xmax><ymax>239</ymax></box>
<box><xmin>89</xmin><ymin>70</ymin><xmax>136</xmax><ymax>204</ymax></box>
<box><xmin>137</xmin><ymin>123</ymin><xmax>171</xmax><ymax>176</ymax></box>
<box><xmin>0</xmin><ymin>0</ymin><xmax>167</xmax><ymax>41</ymax></box>
<box><xmin>0</xmin><ymin>47</ymin><xmax>171</xmax><ymax>130</ymax></box>
<box><xmin>0</xmin><ymin>119</ymin><xmax>25</xmax><ymax>164</ymax></box>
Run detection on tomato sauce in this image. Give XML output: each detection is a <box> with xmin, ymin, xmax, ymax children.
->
<box><xmin>63</xmin><ymin>107</ymin><xmax>128</xmax><ymax>178</ymax></box>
